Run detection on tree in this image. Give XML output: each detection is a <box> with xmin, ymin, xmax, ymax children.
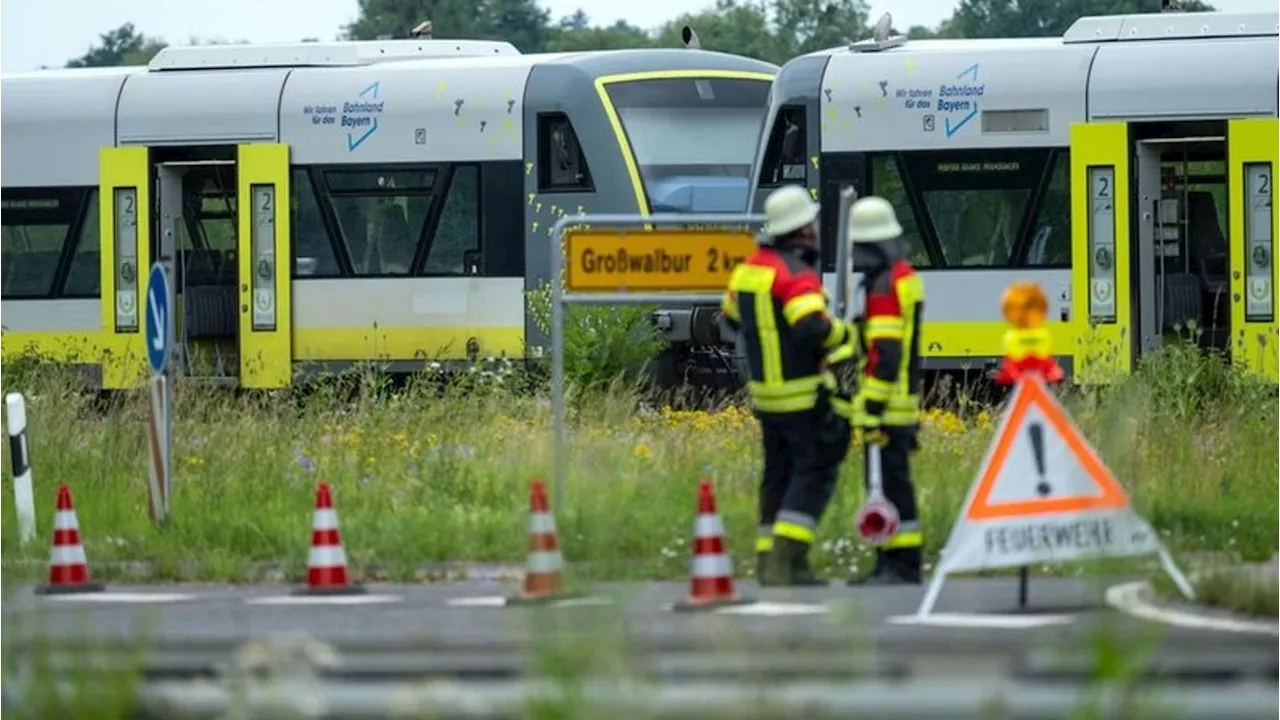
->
<box><xmin>65</xmin><ymin>22</ymin><xmax>167</xmax><ymax>68</ymax></box>
<box><xmin>344</xmin><ymin>0</ymin><xmax>552</xmax><ymax>52</ymax></box>
<box><xmin>943</xmin><ymin>0</ymin><xmax>1215</xmax><ymax>39</ymax></box>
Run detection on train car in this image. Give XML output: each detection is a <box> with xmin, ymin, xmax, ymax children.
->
<box><xmin>0</xmin><ymin>33</ymin><xmax>777</xmax><ymax>389</ymax></box>
<box><xmin>746</xmin><ymin>10</ymin><xmax>1279</xmax><ymax>383</ymax></box>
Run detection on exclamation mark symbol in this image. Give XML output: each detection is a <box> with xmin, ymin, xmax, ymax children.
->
<box><xmin>1029</xmin><ymin>422</ymin><xmax>1051</xmax><ymax>497</ymax></box>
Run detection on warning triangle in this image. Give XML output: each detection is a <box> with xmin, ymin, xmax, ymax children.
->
<box><xmin>964</xmin><ymin>375</ymin><xmax>1129</xmax><ymax>522</ymax></box>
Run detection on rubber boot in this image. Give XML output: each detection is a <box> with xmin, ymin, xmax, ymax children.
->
<box><xmin>761</xmin><ymin>537</ymin><xmax>825</xmax><ymax>587</ymax></box>
<box><xmin>756</xmin><ymin>551</ymin><xmax>769</xmax><ymax>582</ymax></box>
<box><xmin>848</xmin><ymin>547</ymin><xmax>922</xmax><ymax>586</ymax></box>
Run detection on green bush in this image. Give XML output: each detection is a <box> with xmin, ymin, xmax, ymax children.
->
<box><xmin>525</xmin><ymin>281</ymin><xmax>668</xmax><ymax>394</ymax></box>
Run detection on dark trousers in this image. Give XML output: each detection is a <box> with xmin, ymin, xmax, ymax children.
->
<box><xmin>757</xmin><ymin>406</ymin><xmax>851</xmax><ymax>542</ymax></box>
<box><xmin>863</xmin><ymin>425</ymin><xmax>922</xmax><ymax>568</ymax></box>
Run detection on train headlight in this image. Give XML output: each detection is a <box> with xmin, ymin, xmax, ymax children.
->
<box><xmin>114</xmin><ymin>188</ymin><xmax>139</xmax><ymax>333</ymax></box>
<box><xmin>250</xmin><ymin>185</ymin><xmax>277</xmax><ymax>332</ymax></box>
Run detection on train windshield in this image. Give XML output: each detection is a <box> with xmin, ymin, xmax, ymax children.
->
<box><xmin>603</xmin><ymin>76</ymin><xmax>772</xmax><ymax>214</ymax></box>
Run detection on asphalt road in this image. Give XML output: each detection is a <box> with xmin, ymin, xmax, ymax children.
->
<box><xmin>2</xmin><ymin>571</ymin><xmax>1269</xmax><ymax>671</ymax></box>
<box><xmin>4</xmin><ymin>576</ymin><xmax>1277</xmax><ymax>718</ymax></box>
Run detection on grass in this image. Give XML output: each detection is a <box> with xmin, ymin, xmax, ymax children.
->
<box><xmin>0</xmin><ymin>341</ymin><xmax>1276</xmax><ymax>589</ymax></box>
<box><xmin>1151</xmin><ymin>562</ymin><xmax>1280</xmax><ymax>618</ymax></box>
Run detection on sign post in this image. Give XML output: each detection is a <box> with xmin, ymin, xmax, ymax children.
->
<box><xmin>145</xmin><ymin>262</ymin><xmax>173</xmax><ymax>525</ymax></box>
<box><xmin>549</xmin><ymin>215</ymin><xmax>766</xmax><ymax>509</ymax></box>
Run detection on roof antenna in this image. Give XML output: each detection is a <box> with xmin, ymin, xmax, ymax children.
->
<box><xmin>681</xmin><ymin>26</ymin><xmax>701</xmax><ymax>50</ymax></box>
<box><xmin>872</xmin><ymin>13</ymin><xmax>893</xmax><ymax>43</ymax></box>
<box><xmin>410</xmin><ymin>20</ymin><xmax>433</xmax><ymax>39</ymax></box>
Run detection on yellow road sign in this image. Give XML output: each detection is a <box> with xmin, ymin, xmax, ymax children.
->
<box><xmin>564</xmin><ymin>229</ymin><xmax>759</xmax><ymax>292</ymax></box>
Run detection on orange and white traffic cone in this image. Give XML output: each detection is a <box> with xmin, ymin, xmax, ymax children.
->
<box><xmin>507</xmin><ymin>479</ymin><xmax>573</xmax><ymax>605</ymax></box>
<box><xmin>35</xmin><ymin>484</ymin><xmax>104</xmax><ymax>595</ymax></box>
<box><xmin>673</xmin><ymin>479</ymin><xmax>752</xmax><ymax>611</ymax></box>
<box><xmin>294</xmin><ymin>482</ymin><xmax>366</xmax><ymax>596</ymax></box>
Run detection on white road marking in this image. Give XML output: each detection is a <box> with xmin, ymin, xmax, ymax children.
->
<box><xmin>446</xmin><ymin>595</ymin><xmax>615</xmax><ymax>608</ymax></box>
<box><xmin>247</xmin><ymin>594</ymin><xmax>401</xmax><ymax>606</ymax></box>
<box><xmin>1104</xmin><ymin>581</ymin><xmax>1279</xmax><ymax>637</ymax></box>
<box><xmin>713</xmin><ymin>601</ymin><xmax>828</xmax><ymax>616</ymax></box>
<box><xmin>886</xmin><ymin>612</ymin><xmax>1076</xmax><ymax>628</ymax></box>
<box><xmin>42</xmin><ymin>592</ymin><xmax>195</xmax><ymax>604</ymax></box>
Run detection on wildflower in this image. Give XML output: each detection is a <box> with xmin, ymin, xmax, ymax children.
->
<box><xmin>633</xmin><ymin>443</ymin><xmax>652</xmax><ymax>459</ymax></box>
<box><xmin>186</xmin><ymin>456</ymin><xmax>204</xmax><ymax>467</ymax></box>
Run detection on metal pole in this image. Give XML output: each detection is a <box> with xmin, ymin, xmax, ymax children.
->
<box><xmin>551</xmin><ymin>222</ymin><xmax>567</xmax><ymax>512</ymax></box>
<box><xmin>1018</xmin><ymin>566</ymin><xmax>1029</xmax><ymax>609</ymax></box>
<box><xmin>833</xmin><ymin>186</ymin><xmax>857</xmax><ymax>320</ymax></box>
<box><xmin>163</xmin><ymin>259</ymin><xmax>175</xmax><ymax>521</ymax></box>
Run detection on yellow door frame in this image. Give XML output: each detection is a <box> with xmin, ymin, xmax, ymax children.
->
<box><xmin>236</xmin><ymin>143</ymin><xmax>293</xmax><ymax>389</ymax></box>
<box><xmin>99</xmin><ymin>146</ymin><xmax>152</xmax><ymax>390</ymax></box>
<box><xmin>1070</xmin><ymin>122</ymin><xmax>1132</xmax><ymax>383</ymax></box>
<box><xmin>1227</xmin><ymin>117</ymin><xmax>1280</xmax><ymax>381</ymax></box>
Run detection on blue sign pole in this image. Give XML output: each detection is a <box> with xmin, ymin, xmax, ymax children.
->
<box><xmin>144</xmin><ymin>263</ymin><xmax>172</xmax><ymax>524</ymax></box>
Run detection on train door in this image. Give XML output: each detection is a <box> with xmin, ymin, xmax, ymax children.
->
<box><xmin>153</xmin><ymin>154</ymin><xmax>242</xmax><ymax>387</ymax></box>
<box><xmin>1132</xmin><ymin>134</ymin><xmax>1234</xmax><ymax>361</ymax></box>
<box><xmin>236</xmin><ymin>143</ymin><xmax>292</xmax><ymax>389</ymax></box>
<box><xmin>99</xmin><ymin>147</ymin><xmax>152</xmax><ymax>389</ymax></box>
<box><xmin>1069</xmin><ymin>122</ymin><xmax>1132</xmax><ymax>381</ymax></box>
<box><xmin>1227</xmin><ymin>118</ymin><xmax>1278</xmax><ymax>379</ymax></box>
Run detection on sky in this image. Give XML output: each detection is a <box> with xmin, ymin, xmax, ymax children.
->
<box><xmin>2</xmin><ymin>0</ymin><xmax>1277</xmax><ymax>71</ymax></box>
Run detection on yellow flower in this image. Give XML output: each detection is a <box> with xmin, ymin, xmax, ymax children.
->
<box><xmin>185</xmin><ymin>456</ymin><xmax>204</xmax><ymax>467</ymax></box>
<box><xmin>633</xmin><ymin>443</ymin><xmax>652</xmax><ymax>459</ymax></box>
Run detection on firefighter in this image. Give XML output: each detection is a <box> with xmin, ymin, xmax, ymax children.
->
<box><xmin>844</xmin><ymin>196</ymin><xmax>926</xmax><ymax>586</ymax></box>
<box><xmin>719</xmin><ymin>184</ymin><xmax>853</xmax><ymax>586</ymax></box>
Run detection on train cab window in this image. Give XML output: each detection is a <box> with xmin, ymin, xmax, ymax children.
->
<box><xmin>62</xmin><ymin>190</ymin><xmax>101</xmax><ymax>297</ymax></box>
<box><xmin>424</xmin><ymin>165</ymin><xmax>479</xmax><ymax>276</ymax></box>
<box><xmin>0</xmin><ymin>188</ymin><xmax>86</xmax><ymax>299</ymax></box>
<box><xmin>538</xmin><ymin>114</ymin><xmax>593</xmax><ymax>191</ymax></box>
<box><xmin>759</xmin><ymin>105</ymin><xmax>808</xmax><ymax>187</ymax></box>
<box><xmin>869</xmin><ymin>156</ymin><xmax>931</xmax><ymax>268</ymax></box>
<box><xmin>1023</xmin><ymin>152</ymin><xmax>1072</xmax><ymax>267</ymax></box>
<box><xmin>891</xmin><ymin>148</ymin><xmax>1060</xmax><ymax>269</ymax></box>
<box><xmin>601</xmin><ymin>77</ymin><xmax>771</xmax><ymax>212</ymax></box>
<box><xmin>325</xmin><ymin>168</ymin><xmax>436</xmax><ymax>277</ymax></box>
<box><xmin>291</xmin><ymin>169</ymin><xmax>341</xmax><ymax>278</ymax></box>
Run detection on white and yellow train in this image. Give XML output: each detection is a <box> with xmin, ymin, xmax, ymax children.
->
<box><xmin>1</xmin><ymin>32</ymin><xmax>778</xmax><ymax>389</ymax></box>
<box><xmin>749</xmin><ymin>10</ymin><xmax>1279</xmax><ymax>382</ymax></box>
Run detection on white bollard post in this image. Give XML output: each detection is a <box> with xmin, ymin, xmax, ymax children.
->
<box><xmin>5</xmin><ymin>392</ymin><xmax>37</xmax><ymax>546</ymax></box>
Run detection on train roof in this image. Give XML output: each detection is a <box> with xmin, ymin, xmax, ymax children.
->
<box><xmin>1</xmin><ymin>39</ymin><xmax>777</xmax><ymax>86</ymax></box>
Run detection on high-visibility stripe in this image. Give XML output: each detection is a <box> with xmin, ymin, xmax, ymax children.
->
<box><xmin>530</xmin><ymin>512</ymin><xmax>557</xmax><ymax>535</ymax></box>
<box><xmin>862</xmin><ymin>376</ymin><xmax>893</xmax><ymax>401</ymax></box>
<box><xmin>783</xmin><ymin>292</ymin><xmax>826</xmax><ymax>325</ymax></box>
<box><xmin>692</xmin><ymin>553</ymin><xmax>732</xmax><ymax>578</ymax></box>
<box><xmin>311</xmin><ymin>509</ymin><xmax>338</xmax><ymax>530</ymax></box>
<box><xmin>308</xmin><ymin>545</ymin><xmax>348</xmax><ymax>568</ymax></box>
<box><xmin>721</xmin><ymin>292</ymin><xmax>740</xmax><ymax>321</ymax></box>
<box><xmin>526</xmin><ymin>550</ymin><xmax>563</xmax><ymax>573</ymax></box>
<box><xmin>774</xmin><ymin>509</ymin><xmax>817</xmax><ymax>544</ymax></box>
<box><xmin>824</xmin><ymin>320</ymin><xmax>848</xmax><ymax>349</ymax></box>
<box><xmin>866</xmin><ymin>317</ymin><xmax>904</xmax><ymax>340</ymax></box>
<box><xmin>755</xmin><ymin>536</ymin><xmax>774</xmax><ymax>552</ymax></box>
<box><xmin>695</xmin><ymin>514</ymin><xmax>726</xmax><ymax>538</ymax></box>
<box><xmin>884</xmin><ymin>530</ymin><xmax>923</xmax><ymax>550</ymax></box>
<box><xmin>51</xmin><ymin>544</ymin><xmax>88</xmax><ymax>566</ymax></box>
<box><xmin>826</xmin><ymin>342</ymin><xmax>855</xmax><ymax>365</ymax></box>
<box><xmin>54</xmin><ymin>510</ymin><xmax>78</xmax><ymax>531</ymax></box>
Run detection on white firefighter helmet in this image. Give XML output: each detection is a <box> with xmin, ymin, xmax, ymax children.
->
<box><xmin>762</xmin><ymin>184</ymin><xmax>819</xmax><ymax>239</ymax></box>
<box><xmin>848</xmin><ymin>196</ymin><xmax>903</xmax><ymax>244</ymax></box>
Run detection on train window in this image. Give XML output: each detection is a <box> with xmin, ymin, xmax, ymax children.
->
<box><xmin>0</xmin><ymin>188</ymin><xmax>85</xmax><ymax>299</ymax></box>
<box><xmin>290</xmin><ymin>169</ymin><xmax>340</xmax><ymax>278</ymax></box>
<box><xmin>602</xmin><ymin>77</ymin><xmax>771</xmax><ymax>209</ymax></box>
<box><xmin>325</xmin><ymin>167</ymin><xmax>436</xmax><ymax>277</ymax></box>
<box><xmin>62</xmin><ymin>190</ymin><xmax>101</xmax><ymax>297</ymax></box>
<box><xmin>759</xmin><ymin>105</ymin><xmax>808</xmax><ymax>187</ymax></box>
<box><xmin>538</xmin><ymin>114</ymin><xmax>593</xmax><ymax>191</ymax></box>
<box><xmin>899</xmin><ymin>148</ymin><xmax>1053</xmax><ymax>268</ymax></box>
<box><xmin>423</xmin><ymin>165</ymin><xmax>479</xmax><ymax>276</ymax></box>
<box><xmin>1023</xmin><ymin>152</ymin><xmax>1071</xmax><ymax>267</ymax></box>
<box><xmin>868</xmin><ymin>156</ymin><xmax>931</xmax><ymax>268</ymax></box>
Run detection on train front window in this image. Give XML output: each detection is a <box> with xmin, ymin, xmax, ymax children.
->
<box><xmin>603</xmin><ymin>76</ymin><xmax>771</xmax><ymax>213</ymax></box>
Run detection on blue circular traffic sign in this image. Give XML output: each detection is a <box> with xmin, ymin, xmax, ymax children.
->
<box><xmin>145</xmin><ymin>263</ymin><xmax>171</xmax><ymax>375</ymax></box>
